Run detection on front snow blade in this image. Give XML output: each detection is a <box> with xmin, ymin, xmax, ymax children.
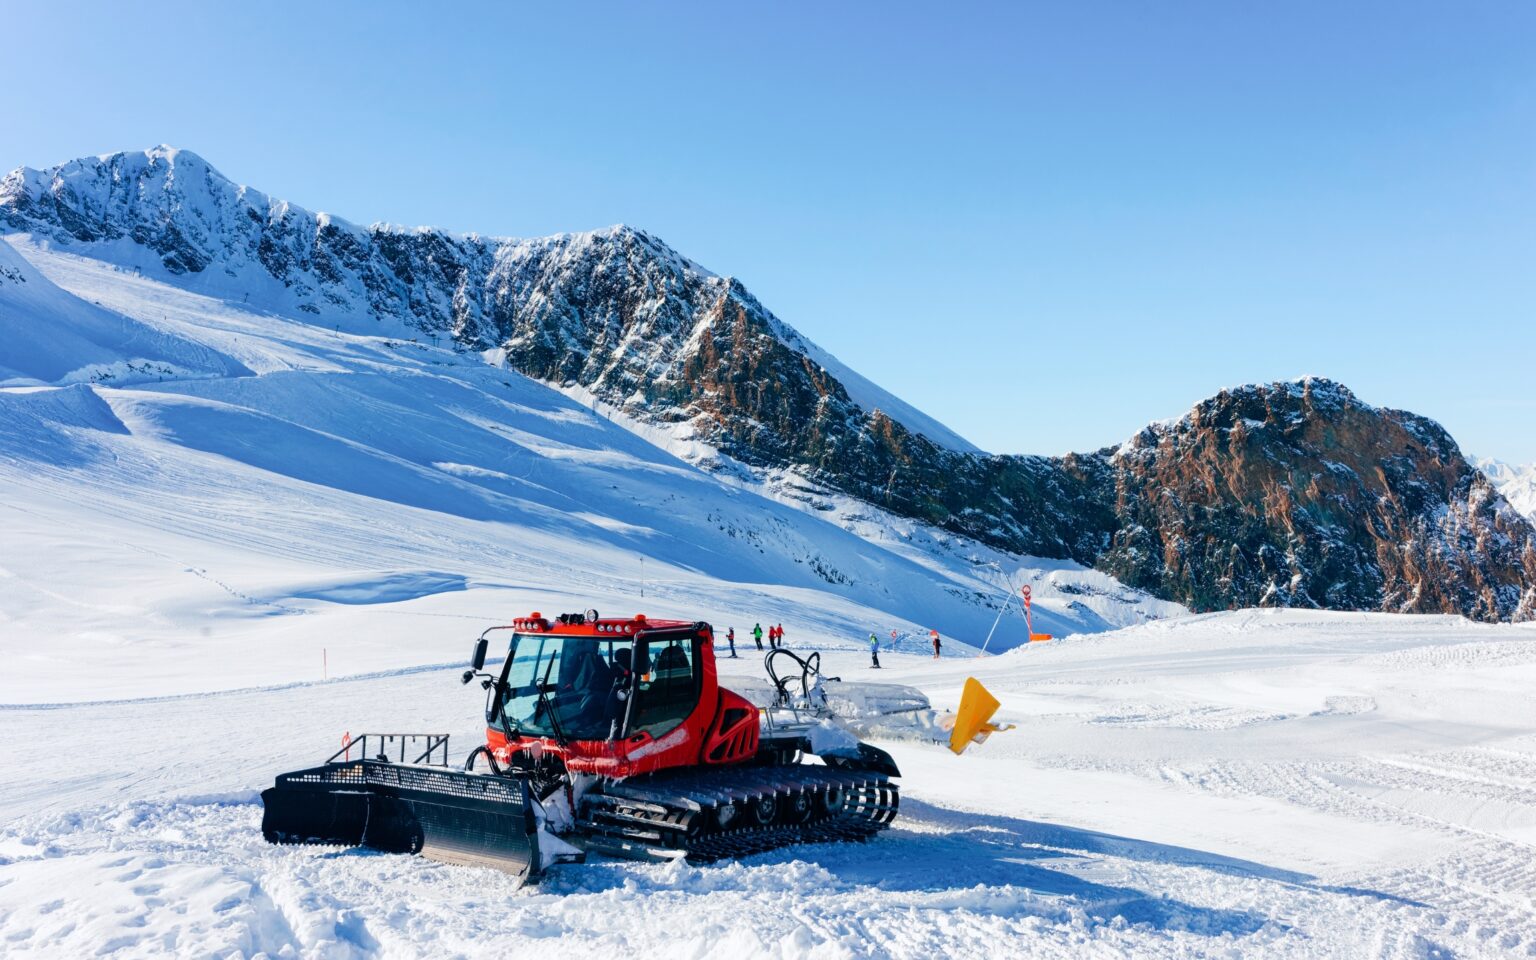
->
<box><xmin>261</xmin><ymin>778</ymin><xmax>369</xmax><ymax>847</ymax></box>
<box><xmin>261</xmin><ymin>761</ymin><xmax>544</xmax><ymax>884</ymax></box>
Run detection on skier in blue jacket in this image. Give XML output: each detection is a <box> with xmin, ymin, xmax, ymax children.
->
<box><xmin>868</xmin><ymin>633</ymin><xmax>881</xmax><ymax>669</ymax></box>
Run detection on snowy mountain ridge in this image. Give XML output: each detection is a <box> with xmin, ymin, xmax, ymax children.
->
<box><xmin>4</xmin><ymin>146</ymin><xmax>1534</xmax><ymax>623</ymax></box>
<box><xmin>0</xmin><ymin>146</ymin><xmax>976</xmax><ymax>453</ymax></box>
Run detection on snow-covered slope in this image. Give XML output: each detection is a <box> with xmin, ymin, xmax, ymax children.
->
<box><xmin>0</xmin><ymin>234</ymin><xmax>1176</xmax><ymax>703</ymax></box>
<box><xmin>1477</xmin><ymin>456</ymin><xmax>1536</xmax><ymax>522</ymax></box>
<box><xmin>3</xmin><ymin>610</ymin><xmax>1534</xmax><ymax>958</ymax></box>
<box><xmin>0</xmin><ymin>239</ymin><xmax>249</xmax><ymax>386</ymax></box>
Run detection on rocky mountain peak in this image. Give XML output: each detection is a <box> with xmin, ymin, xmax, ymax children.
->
<box><xmin>0</xmin><ymin>148</ymin><xmax>978</xmax><ymax>451</ymax></box>
<box><xmin>4</xmin><ymin>147</ymin><xmax>1533</xmax><ymax>622</ymax></box>
<box><xmin>1101</xmin><ymin>377</ymin><xmax>1535</xmax><ymax>619</ymax></box>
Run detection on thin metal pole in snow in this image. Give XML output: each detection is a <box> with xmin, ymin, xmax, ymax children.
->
<box><xmin>979</xmin><ymin>569</ymin><xmax>1017</xmax><ymax>655</ymax></box>
<box><xmin>980</xmin><ymin>601</ymin><xmax>1008</xmax><ymax>655</ymax></box>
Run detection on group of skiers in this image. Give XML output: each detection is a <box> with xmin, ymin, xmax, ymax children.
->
<box><xmin>864</xmin><ymin>629</ymin><xmax>941</xmax><ymax>668</ymax></box>
<box><xmin>721</xmin><ymin>621</ymin><xmax>943</xmax><ymax>668</ymax></box>
<box><xmin>719</xmin><ymin>622</ymin><xmax>787</xmax><ymax>658</ymax></box>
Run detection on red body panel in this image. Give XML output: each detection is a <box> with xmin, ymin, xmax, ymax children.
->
<box><xmin>486</xmin><ymin>614</ymin><xmax>759</xmax><ymax>779</ymax></box>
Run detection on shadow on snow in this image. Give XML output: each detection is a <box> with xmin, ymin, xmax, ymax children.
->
<box><xmin>547</xmin><ymin>798</ymin><xmax>1427</xmax><ymax>939</ymax></box>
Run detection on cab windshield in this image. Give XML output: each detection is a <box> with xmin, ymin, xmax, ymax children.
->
<box><xmin>493</xmin><ymin>630</ymin><xmax>703</xmax><ymax>742</ymax></box>
<box><xmin>496</xmin><ymin>634</ymin><xmax>631</xmax><ymax>742</ymax></box>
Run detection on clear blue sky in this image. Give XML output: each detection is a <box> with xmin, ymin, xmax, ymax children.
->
<box><xmin>5</xmin><ymin>2</ymin><xmax>1533</xmax><ymax>460</ymax></box>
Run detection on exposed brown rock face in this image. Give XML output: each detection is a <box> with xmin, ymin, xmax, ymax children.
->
<box><xmin>6</xmin><ymin>149</ymin><xmax>1534</xmax><ymax>621</ymax></box>
<box><xmin>1099</xmin><ymin>379</ymin><xmax>1536</xmax><ymax>620</ymax></box>
<box><xmin>473</xmin><ymin>230</ymin><xmax>1119</xmax><ymax>564</ymax></box>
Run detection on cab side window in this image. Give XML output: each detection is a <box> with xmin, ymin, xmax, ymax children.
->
<box><xmin>630</xmin><ymin>636</ymin><xmax>699</xmax><ymax>737</ymax></box>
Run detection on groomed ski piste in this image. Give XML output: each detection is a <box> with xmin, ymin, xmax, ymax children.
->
<box><xmin>4</xmin><ymin>614</ymin><xmax>1535</xmax><ymax>959</ymax></box>
<box><xmin>3</xmin><ymin>233</ymin><xmax>1536</xmax><ymax>958</ymax></box>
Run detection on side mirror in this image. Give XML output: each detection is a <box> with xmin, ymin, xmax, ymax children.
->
<box><xmin>470</xmin><ymin>637</ymin><xmax>488</xmax><ymax>671</ymax></box>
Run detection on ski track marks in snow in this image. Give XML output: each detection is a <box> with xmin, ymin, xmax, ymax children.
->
<box><xmin>0</xmin><ymin>793</ymin><xmax>1497</xmax><ymax>960</ymax></box>
<box><xmin>2</xmin><ymin>613</ymin><xmax>1536</xmax><ymax>958</ymax></box>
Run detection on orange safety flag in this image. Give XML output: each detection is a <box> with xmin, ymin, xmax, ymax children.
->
<box><xmin>947</xmin><ymin>677</ymin><xmax>1014</xmax><ymax>754</ymax></box>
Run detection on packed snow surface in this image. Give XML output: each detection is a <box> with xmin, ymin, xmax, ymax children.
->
<box><xmin>3</xmin><ymin>612</ymin><xmax>1535</xmax><ymax>958</ymax></box>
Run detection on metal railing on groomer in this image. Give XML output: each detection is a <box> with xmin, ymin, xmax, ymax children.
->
<box><xmin>327</xmin><ymin>733</ymin><xmax>451</xmax><ymax>766</ymax></box>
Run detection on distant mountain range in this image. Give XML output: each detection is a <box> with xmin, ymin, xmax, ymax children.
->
<box><xmin>4</xmin><ymin>146</ymin><xmax>1533</xmax><ymax>622</ymax></box>
<box><xmin>1475</xmin><ymin>458</ymin><xmax>1536</xmax><ymax>523</ymax></box>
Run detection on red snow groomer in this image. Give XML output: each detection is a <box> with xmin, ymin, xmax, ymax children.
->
<box><xmin>261</xmin><ymin>611</ymin><xmax>900</xmax><ymax>885</ymax></box>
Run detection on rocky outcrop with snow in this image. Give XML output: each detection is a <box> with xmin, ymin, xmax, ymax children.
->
<box><xmin>5</xmin><ymin>147</ymin><xmax>1534</xmax><ymax>621</ymax></box>
<box><xmin>1100</xmin><ymin>380</ymin><xmax>1536</xmax><ymax>621</ymax></box>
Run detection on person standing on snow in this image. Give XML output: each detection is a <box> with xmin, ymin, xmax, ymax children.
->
<box><xmin>726</xmin><ymin>627</ymin><xmax>738</xmax><ymax>658</ymax></box>
<box><xmin>753</xmin><ymin>623</ymin><xmax>764</xmax><ymax>650</ymax></box>
<box><xmin>868</xmin><ymin>632</ymin><xmax>881</xmax><ymax>669</ymax></box>
<box><xmin>930</xmin><ymin>629</ymin><xmax>942</xmax><ymax>659</ymax></box>
<box><xmin>776</xmin><ymin>623</ymin><xmax>786</xmax><ymax>648</ymax></box>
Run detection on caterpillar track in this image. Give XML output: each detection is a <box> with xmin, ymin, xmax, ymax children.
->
<box><xmin>578</xmin><ymin>763</ymin><xmax>899</xmax><ymax>862</ymax></box>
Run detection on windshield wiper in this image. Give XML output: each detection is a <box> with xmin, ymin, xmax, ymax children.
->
<box><xmin>533</xmin><ymin>651</ymin><xmax>570</xmax><ymax>748</ymax></box>
<box><xmin>490</xmin><ymin>685</ymin><xmax>522</xmax><ymax>741</ymax></box>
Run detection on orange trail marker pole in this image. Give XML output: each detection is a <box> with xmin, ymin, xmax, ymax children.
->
<box><xmin>1023</xmin><ymin>585</ymin><xmax>1053</xmax><ymax>642</ymax></box>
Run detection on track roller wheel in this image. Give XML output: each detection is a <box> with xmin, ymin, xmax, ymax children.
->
<box><xmin>750</xmin><ymin>793</ymin><xmax>777</xmax><ymax>825</ymax></box>
<box><xmin>820</xmin><ymin>787</ymin><xmax>846</xmax><ymax>815</ymax></box>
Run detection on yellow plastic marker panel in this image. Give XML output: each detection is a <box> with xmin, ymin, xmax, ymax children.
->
<box><xmin>949</xmin><ymin>677</ymin><xmax>1002</xmax><ymax>755</ymax></box>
